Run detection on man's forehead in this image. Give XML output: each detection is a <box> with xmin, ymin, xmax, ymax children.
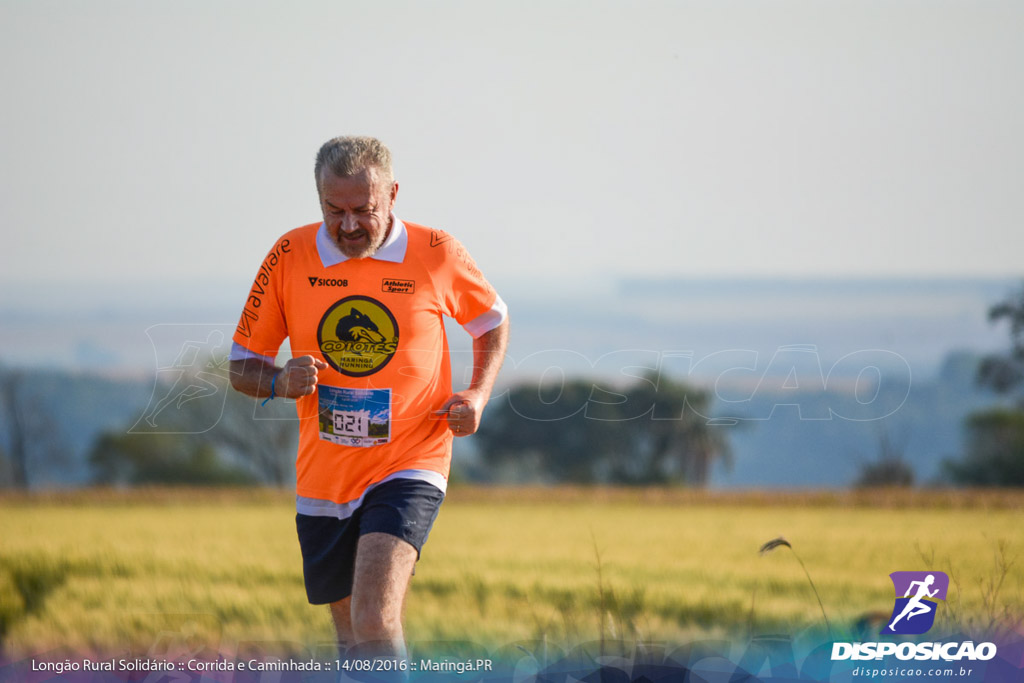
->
<box><xmin>319</xmin><ymin>167</ymin><xmax>387</xmax><ymax>194</ymax></box>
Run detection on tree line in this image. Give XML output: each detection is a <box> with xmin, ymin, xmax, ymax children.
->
<box><xmin>474</xmin><ymin>373</ymin><xmax>732</xmax><ymax>485</ymax></box>
<box><xmin>942</xmin><ymin>284</ymin><xmax>1024</xmax><ymax>485</ymax></box>
<box><xmin>1</xmin><ymin>283</ymin><xmax>1023</xmax><ymax>489</ymax></box>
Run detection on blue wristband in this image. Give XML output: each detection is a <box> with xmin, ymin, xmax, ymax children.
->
<box><xmin>261</xmin><ymin>371</ymin><xmax>278</xmax><ymax>407</ymax></box>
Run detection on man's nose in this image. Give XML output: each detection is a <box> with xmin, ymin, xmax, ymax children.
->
<box><xmin>339</xmin><ymin>214</ymin><xmax>360</xmax><ymax>233</ymax></box>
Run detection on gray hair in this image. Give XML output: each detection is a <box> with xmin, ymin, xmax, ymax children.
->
<box><xmin>314</xmin><ymin>136</ymin><xmax>394</xmax><ymax>192</ymax></box>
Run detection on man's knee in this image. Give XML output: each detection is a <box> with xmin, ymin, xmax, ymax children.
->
<box><xmin>349</xmin><ymin>533</ymin><xmax>416</xmax><ymax>641</ymax></box>
<box><xmin>355</xmin><ymin>532</ymin><xmax>418</xmax><ymax>582</ymax></box>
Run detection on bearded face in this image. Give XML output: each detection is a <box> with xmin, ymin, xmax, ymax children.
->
<box><xmin>318</xmin><ymin>167</ymin><xmax>398</xmax><ymax>259</ymax></box>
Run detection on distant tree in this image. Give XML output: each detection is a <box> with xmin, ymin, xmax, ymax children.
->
<box><xmin>976</xmin><ymin>284</ymin><xmax>1024</xmax><ymax>399</ymax></box>
<box><xmin>125</xmin><ymin>353</ymin><xmax>298</xmax><ymax>485</ymax></box>
<box><xmin>943</xmin><ymin>409</ymin><xmax>1024</xmax><ymax>486</ymax></box>
<box><xmin>90</xmin><ymin>431</ymin><xmax>256</xmax><ymax>486</ymax></box>
<box><xmin>944</xmin><ymin>284</ymin><xmax>1024</xmax><ymax>486</ymax></box>
<box><xmin>0</xmin><ymin>368</ymin><xmax>28</xmax><ymax>488</ymax></box>
<box><xmin>210</xmin><ymin>388</ymin><xmax>298</xmax><ymax>485</ymax></box>
<box><xmin>475</xmin><ymin>373</ymin><xmax>733</xmax><ymax>486</ymax></box>
<box><xmin>622</xmin><ymin>376</ymin><xmax>734</xmax><ymax>485</ymax></box>
<box><xmin>0</xmin><ymin>365</ymin><xmax>70</xmax><ymax>489</ymax></box>
<box><xmin>855</xmin><ymin>430</ymin><xmax>914</xmax><ymax>488</ymax></box>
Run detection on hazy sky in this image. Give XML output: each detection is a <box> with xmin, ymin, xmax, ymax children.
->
<box><xmin>2</xmin><ymin>0</ymin><xmax>1022</xmax><ymax>290</ymax></box>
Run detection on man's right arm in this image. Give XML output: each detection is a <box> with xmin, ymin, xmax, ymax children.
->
<box><xmin>229</xmin><ymin>355</ymin><xmax>328</xmax><ymax>399</ymax></box>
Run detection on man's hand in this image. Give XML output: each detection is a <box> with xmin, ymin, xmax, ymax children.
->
<box><xmin>433</xmin><ymin>319</ymin><xmax>509</xmax><ymax>437</ymax></box>
<box><xmin>436</xmin><ymin>390</ymin><xmax>487</xmax><ymax>437</ymax></box>
<box><xmin>277</xmin><ymin>355</ymin><xmax>329</xmax><ymax>398</ymax></box>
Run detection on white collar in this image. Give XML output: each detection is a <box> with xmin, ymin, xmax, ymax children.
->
<box><xmin>316</xmin><ymin>214</ymin><xmax>408</xmax><ymax>267</ymax></box>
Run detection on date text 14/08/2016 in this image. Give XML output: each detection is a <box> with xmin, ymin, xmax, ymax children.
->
<box><xmin>339</xmin><ymin>658</ymin><xmax>494</xmax><ymax>674</ymax></box>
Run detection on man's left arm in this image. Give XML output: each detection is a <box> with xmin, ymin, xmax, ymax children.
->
<box><xmin>438</xmin><ymin>318</ymin><xmax>509</xmax><ymax>436</ymax></box>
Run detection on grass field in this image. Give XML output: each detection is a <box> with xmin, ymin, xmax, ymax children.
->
<box><xmin>1</xmin><ymin>487</ymin><xmax>1022</xmax><ymax>660</ymax></box>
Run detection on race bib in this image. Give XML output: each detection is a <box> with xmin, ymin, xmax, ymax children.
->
<box><xmin>317</xmin><ymin>385</ymin><xmax>392</xmax><ymax>447</ymax></box>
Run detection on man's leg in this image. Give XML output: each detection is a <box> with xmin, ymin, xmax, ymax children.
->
<box><xmin>349</xmin><ymin>532</ymin><xmax>418</xmax><ymax>659</ymax></box>
<box><xmin>329</xmin><ymin>596</ymin><xmax>354</xmax><ymax>650</ymax></box>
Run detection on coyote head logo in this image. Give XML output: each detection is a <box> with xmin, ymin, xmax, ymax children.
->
<box><xmin>336</xmin><ymin>308</ymin><xmax>386</xmax><ymax>344</ymax></box>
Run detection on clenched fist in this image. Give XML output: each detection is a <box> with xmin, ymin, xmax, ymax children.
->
<box><xmin>276</xmin><ymin>355</ymin><xmax>329</xmax><ymax>398</ymax></box>
<box><xmin>435</xmin><ymin>390</ymin><xmax>486</xmax><ymax>437</ymax></box>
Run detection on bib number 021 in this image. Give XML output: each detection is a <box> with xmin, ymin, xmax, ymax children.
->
<box><xmin>317</xmin><ymin>385</ymin><xmax>392</xmax><ymax>447</ymax></box>
<box><xmin>333</xmin><ymin>410</ymin><xmax>368</xmax><ymax>438</ymax></box>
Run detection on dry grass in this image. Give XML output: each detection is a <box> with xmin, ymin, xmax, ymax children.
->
<box><xmin>1</xmin><ymin>486</ymin><xmax>1022</xmax><ymax>659</ymax></box>
<box><xmin>4</xmin><ymin>485</ymin><xmax>1024</xmax><ymax>508</ymax></box>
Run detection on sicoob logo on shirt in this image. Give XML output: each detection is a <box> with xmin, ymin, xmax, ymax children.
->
<box><xmin>317</xmin><ymin>296</ymin><xmax>399</xmax><ymax>377</ymax></box>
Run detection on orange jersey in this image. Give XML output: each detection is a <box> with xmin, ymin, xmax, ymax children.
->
<box><xmin>232</xmin><ymin>219</ymin><xmax>499</xmax><ymax>508</ymax></box>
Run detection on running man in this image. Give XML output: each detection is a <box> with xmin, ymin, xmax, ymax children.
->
<box><xmin>888</xmin><ymin>574</ymin><xmax>939</xmax><ymax>631</ymax></box>
<box><xmin>228</xmin><ymin>136</ymin><xmax>509</xmax><ymax>662</ymax></box>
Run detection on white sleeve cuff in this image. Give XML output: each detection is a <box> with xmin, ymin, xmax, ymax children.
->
<box><xmin>228</xmin><ymin>341</ymin><xmax>275</xmax><ymax>363</ymax></box>
<box><xmin>461</xmin><ymin>294</ymin><xmax>508</xmax><ymax>339</ymax></box>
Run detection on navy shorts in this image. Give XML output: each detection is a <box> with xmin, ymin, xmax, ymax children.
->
<box><xmin>295</xmin><ymin>478</ymin><xmax>445</xmax><ymax>605</ymax></box>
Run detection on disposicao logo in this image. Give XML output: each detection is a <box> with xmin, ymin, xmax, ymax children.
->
<box><xmin>831</xmin><ymin>570</ymin><xmax>997</xmax><ymax>664</ymax></box>
<box><xmin>882</xmin><ymin>571</ymin><xmax>949</xmax><ymax>635</ymax></box>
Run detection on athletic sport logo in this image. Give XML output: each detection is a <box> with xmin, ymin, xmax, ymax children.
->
<box><xmin>382</xmin><ymin>278</ymin><xmax>415</xmax><ymax>294</ymax></box>
<box><xmin>317</xmin><ymin>296</ymin><xmax>399</xmax><ymax>377</ymax></box>
<box><xmin>882</xmin><ymin>571</ymin><xmax>949</xmax><ymax>635</ymax></box>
